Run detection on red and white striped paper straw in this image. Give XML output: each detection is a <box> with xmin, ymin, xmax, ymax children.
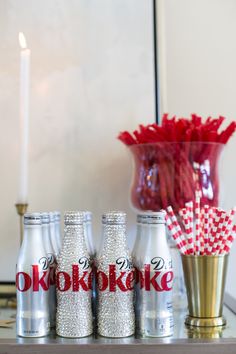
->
<box><xmin>166</xmin><ymin>206</ymin><xmax>188</xmax><ymax>254</ymax></box>
<box><xmin>165</xmin><ymin>214</ymin><xmax>187</xmax><ymax>254</ymax></box>
<box><xmin>179</xmin><ymin>208</ymin><xmax>194</xmax><ymax>254</ymax></box>
<box><xmin>214</xmin><ymin>211</ymin><xmax>227</xmax><ymax>254</ymax></box>
<box><xmin>211</xmin><ymin>210</ymin><xmax>225</xmax><ymax>255</ymax></box>
<box><xmin>200</xmin><ymin>208</ymin><xmax>205</xmax><ymax>255</ymax></box>
<box><xmin>185</xmin><ymin>201</ymin><xmax>194</xmax><ymax>253</ymax></box>
<box><xmin>207</xmin><ymin>208</ymin><xmax>220</xmax><ymax>255</ymax></box>
<box><xmin>203</xmin><ymin>205</ymin><xmax>210</xmax><ymax>255</ymax></box>
<box><xmin>195</xmin><ymin>193</ymin><xmax>201</xmax><ymax>255</ymax></box>
<box><xmin>219</xmin><ymin>208</ymin><xmax>236</xmax><ymax>254</ymax></box>
<box><xmin>223</xmin><ymin>224</ymin><xmax>236</xmax><ymax>254</ymax></box>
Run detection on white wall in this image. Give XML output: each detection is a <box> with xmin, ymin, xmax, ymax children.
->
<box><xmin>0</xmin><ymin>0</ymin><xmax>154</xmax><ymax>280</ymax></box>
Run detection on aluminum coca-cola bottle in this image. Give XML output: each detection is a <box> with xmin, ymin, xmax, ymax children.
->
<box><xmin>16</xmin><ymin>213</ymin><xmax>50</xmax><ymax>337</ymax></box>
<box><xmin>54</xmin><ymin>211</ymin><xmax>62</xmax><ymax>251</ymax></box>
<box><xmin>133</xmin><ymin>211</ymin><xmax>174</xmax><ymax>337</ymax></box>
<box><xmin>131</xmin><ymin>214</ymin><xmax>143</xmax><ymax>263</ymax></box>
<box><xmin>41</xmin><ymin>212</ymin><xmax>56</xmax><ymax>327</ymax></box>
<box><xmin>49</xmin><ymin>212</ymin><xmax>60</xmax><ymax>257</ymax></box>
<box><xmin>96</xmin><ymin>211</ymin><xmax>135</xmax><ymax>337</ymax></box>
<box><xmin>56</xmin><ymin>211</ymin><xmax>93</xmax><ymax>338</ymax></box>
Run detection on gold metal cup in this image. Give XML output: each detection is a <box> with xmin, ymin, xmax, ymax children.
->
<box><xmin>181</xmin><ymin>254</ymin><xmax>228</xmax><ymax>327</ymax></box>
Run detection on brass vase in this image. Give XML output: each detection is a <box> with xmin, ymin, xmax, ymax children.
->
<box><xmin>181</xmin><ymin>254</ymin><xmax>228</xmax><ymax>327</ymax></box>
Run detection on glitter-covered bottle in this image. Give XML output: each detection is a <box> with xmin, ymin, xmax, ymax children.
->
<box><xmin>82</xmin><ymin>211</ymin><xmax>96</xmax><ymax>320</ymax></box>
<box><xmin>96</xmin><ymin>211</ymin><xmax>135</xmax><ymax>337</ymax></box>
<box><xmin>56</xmin><ymin>211</ymin><xmax>93</xmax><ymax>338</ymax></box>
<box><xmin>84</xmin><ymin>211</ymin><xmax>95</xmax><ymax>257</ymax></box>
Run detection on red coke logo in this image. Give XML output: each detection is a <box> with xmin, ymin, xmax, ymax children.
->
<box><xmin>56</xmin><ymin>265</ymin><xmax>135</xmax><ymax>292</ymax></box>
<box><xmin>16</xmin><ymin>265</ymin><xmax>50</xmax><ymax>292</ymax></box>
<box><xmin>135</xmin><ymin>257</ymin><xmax>174</xmax><ymax>292</ymax></box>
<box><xmin>56</xmin><ymin>256</ymin><xmax>135</xmax><ymax>293</ymax></box>
<box><xmin>16</xmin><ymin>257</ymin><xmax>173</xmax><ymax>293</ymax></box>
<box><xmin>56</xmin><ymin>265</ymin><xmax>93</xmax><ymax>292</ymax></box>
<box><xmin>95</xmin><ymin>265</ymin><xmax>135</xmax><ymax>292</ymax></box>
<box><xmin>56</xmin><ymin>256</ymin><xmax>92</xmax><ymax>292</ymax></box>
<box><xmin>135</xmin><ymin>265</ymin><xmax>173</xmax><ymax>291</ymax></box>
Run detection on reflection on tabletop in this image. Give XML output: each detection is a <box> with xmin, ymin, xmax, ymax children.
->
<box><xmin>0</xmin><ymin>306</ymin><xmax>236</xmax><ymax>342</ymax></box>
<box><xmin>0</xmin><ymin>308</ymin><xmax>15</xmax><ymax>329</ymax></box>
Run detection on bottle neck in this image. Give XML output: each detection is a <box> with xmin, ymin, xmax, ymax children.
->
<box><xmin>55</xmin><ymin>220</ymin><xmax>61</xmax><ymax>235</ymax></box>
<box><xmin>21</xmin><ymin>224</ymin><xmax>45</xmax><ymax>255</ymax></box>
<box><xmin>140</xmin><ymin>223</ymin><xmax>168</xmax><ymax>247</ymax></box>
<box><xmin>140</xmin><ymin>222</ymin><xmax>166</xmax><ymax>232</ymax></box>
<box><xmin>49</xmin><ymin>221</ymin><xmax>56</xmax><ymax>237</ymax></box>
<box><xmin>102</xmin><ymin>223</ymin><xmax>127</xmax><ymax>254</ymax></box>
<box><xmin>62</xmin><ymin>224</ymin><xmax>86</xmax><ymax>252</ymax></box>
<box><xmin>84</xmin><ymin>221</ymin><xmax>94</xmax><ymax>257</ymax></box>
<box><xmin>23</xmin><ymin>224</ymin><xmax>43</xmax><ymax>241</ymax></box>
<box><xmin>49</xmin><ymin>221</ymin><xmax>59</xmax><ymax>255</ymax></box>
<box><xmin>42</xmin><ymin>223</ymin><xmax>50</xmax><ymax>241</ymax></box>
<box><xmin>132</xmin><ymin>223</ymin><xmax>142</xmax><ymax>255</ymax></box>
<box><xmin>42</xmin><ymin>223</ymin><xmax>55</xmax><ymax>255</ymax></box>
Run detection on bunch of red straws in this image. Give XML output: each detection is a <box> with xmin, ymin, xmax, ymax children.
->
<box><xmin>165</xmin><ymin>193</ymin><xmax>236</xmax><ymax>255</ymax></box>
<box><xmin>118</xmin><ymin>114</ymin><xmax>236</xmax><ymax>145</ymax></box>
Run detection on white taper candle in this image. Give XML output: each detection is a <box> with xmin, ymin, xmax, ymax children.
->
<box><xmin>18</xmin><ymin>32</ymin><xmax>30</xmax><ymax>203</ymax></box>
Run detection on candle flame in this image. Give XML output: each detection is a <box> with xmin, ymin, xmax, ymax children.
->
<box><xmin>19</xmin><ymin>32</ymin><xmax>27</xmax><ymax>49</ymax></box>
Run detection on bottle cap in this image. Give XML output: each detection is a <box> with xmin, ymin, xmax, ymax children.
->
<box><xmin>83</xmin><ymin>211</ymin><xmax>92</xmax><ymax>222</ymax></box>
<box><xmin>41</xmin><ymin>212</ymin><xmax>50</xmax><ymax>224</ymax></box>
<box><xmin>64</xmin><ymin>211</ymin><xmax>84</xmax><ymax>225</ymax></box>
<box><xmin>137</xmin><ymin>211</ymin><xmax>166</xmax><ymax>224</ymax></box>
<box><xmin>49</xmin><ymin>212</ymin><xmax>55</xmax><ymax>222</ymax></box>
<box><xmin>24</xmin><ymin>213</ymin><xmax>42</xmax><ymax>225</ymax></box>
<box><xmin>102</xmin><ymin>211</ymin><xmax>126</xmax><ymax>225</ymax></box>
<box><xmin>54</xmin><ymin>211</ymin><xmax>61</xmax><ymax>222</ymax></box>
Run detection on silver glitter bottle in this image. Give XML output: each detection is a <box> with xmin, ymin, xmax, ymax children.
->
<box><xmin>83</xmin><ymin>211</ymin><xmax>95</xmax><ymax>257</ymax></box>
<box><xmin>82</xmin><ymin>211</ymin><xmax>96</xmax><ymax>319</ymax></box>
<box><xmin>96</xmin><ymin>211</ymin><xmax>135</xmax><ymax>338</ymax></box>
<box><xmin>56</xmin><ymin>211</ymin><xmax>93</xmax><ymax>338</ymax></box>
